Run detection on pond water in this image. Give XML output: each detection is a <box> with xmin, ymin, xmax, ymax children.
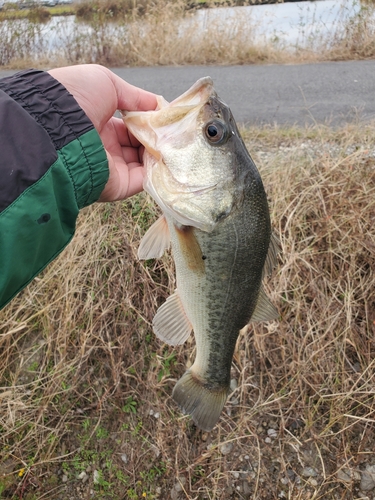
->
<box><xmin>195</xmin><ymin>0</ymin><xmax>361</xmax><ymax>48</ymax></box>
<box><xmin>5</xmin><ymin>0</ymin><xmax>368</xmax><ymax>57</ymax></box>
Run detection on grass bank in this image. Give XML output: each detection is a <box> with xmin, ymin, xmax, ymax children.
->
<box><xmin>0</xmin><ymin>0</ymin><xmax>375</xmax><ymax>67</ymax></box>
<box><xmin>1</xmin><ymin>122</ymin><xmax>374</xmax><ymax>499</ymax></box>
<box><xmin>0</xmin><ymin>5</ymin><xmax>74</xmax><ymax>21</ymax></box>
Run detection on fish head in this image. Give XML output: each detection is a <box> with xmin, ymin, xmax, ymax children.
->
<box><xmin>124</xmin><ymin>77</ymin><xmax>260</xmax><ymax>232</ymax></box>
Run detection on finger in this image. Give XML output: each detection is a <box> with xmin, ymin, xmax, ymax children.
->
<box><xmin>121</xmin><ymin>146</ymin><xmax>142</xmax><ymax>165</ymax></box>
<box><xmin>111</xmin><ymin>116</ymin><xmax>141</xmax><ymax>148</ymax></box>
<box><xmin>109</xmin><ymin>72</ymin><xmax>158</xmax><ymax>112</ymax></box>
<box><xmin>101</xmin><ymin>160</ymin><xmax>145</xmax><ymax>201</ymax></box>
<box><xmin>125</xmin><ymin>165</ymin><xmax>146</xmax><ymax>198</ymax></box>
<box><xmin>101</xmin><ymin>120</ymin><xmax>145</xmax><ymax>166</ymax></box>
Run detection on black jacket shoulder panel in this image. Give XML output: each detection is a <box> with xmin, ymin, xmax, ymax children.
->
<box><xmin>0</xmin><ymin>69</ymin><xmax>96</xmax><ymax>213</ymax></box>
<box><xmin>0</xmin><ymin>89</ymin><xmax>58</xmax><ymax>213</ymax></box>
<box><xmin>0</xmin><ymin>69</ymin><xmax>94</xmax><ymax>151</ymax></box>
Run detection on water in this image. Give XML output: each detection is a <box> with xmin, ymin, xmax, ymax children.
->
<box><xmin>195</xmin><ymin>0</ymin><xmax>361</xmax><ymax>49</ymax></box>
<box><xmin>2</xmin><ymin>0</ymin><xmax>367</xmax><ymax>58</ymax></box>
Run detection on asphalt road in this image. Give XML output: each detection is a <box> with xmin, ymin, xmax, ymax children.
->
<box><xmin>2</xmin><ymin>60</ymin><xmax>374</xmax><ymax>126</ymax></box>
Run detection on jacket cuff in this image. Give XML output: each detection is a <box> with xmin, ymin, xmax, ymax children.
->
<box><xmin>57</xmin><ymin>127</ymin><xmax>109</xmax><ymax>208</ymax></box>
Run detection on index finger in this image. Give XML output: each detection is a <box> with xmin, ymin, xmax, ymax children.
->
<box><xmin>112</xmin><ymin>116</ymin><xmax>143</xmax><ymax>148</ymax></box>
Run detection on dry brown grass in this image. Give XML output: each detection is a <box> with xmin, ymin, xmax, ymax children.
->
<box><xmin>1</xmin><ymin>122</ymin><xmax>375</xmax><ymax>499</ymax></box>
<box><xmin>52</xmin><ymin>0</ymin><xmax>282</xmax><ymax>67</ymax></box>
<box><xmin>66</xmin><ymin>0</ymin><xmax>375</xmax><ymax>66</ymax></box>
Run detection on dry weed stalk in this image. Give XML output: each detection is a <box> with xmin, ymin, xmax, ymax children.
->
<box><xmin>1</xmin><ymin>123</ymin><xmax>375</xmax><ymax>498</ymax></box>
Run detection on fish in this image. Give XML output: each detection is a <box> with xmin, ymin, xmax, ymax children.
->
<box><xmin>123</xmin><ymin>77</ymin><xmax>279</xmax><ymax>432</ymax></box>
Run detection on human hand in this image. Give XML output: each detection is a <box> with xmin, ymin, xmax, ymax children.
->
<box><xmin>48</xmin><ymin>64</ymin><xmax>157</xmax><ymax>202</ymax></box>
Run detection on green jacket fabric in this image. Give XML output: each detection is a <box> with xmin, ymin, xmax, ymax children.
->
<box><xmin>0</xmin><ymin>69</ymin><xmax>109</xmax><ymax>309</ymax></box>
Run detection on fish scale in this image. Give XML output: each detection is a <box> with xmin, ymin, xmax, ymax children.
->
<box><xmin>168</xmin><ymin>182</ymin><xmax>271</xmax><ymax>431</ymax></box>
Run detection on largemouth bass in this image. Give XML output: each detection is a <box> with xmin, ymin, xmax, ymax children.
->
<box><xmin>123</xmin><ymin>77</ymin><xmax>279</xmax><ymax>432</ymax></box>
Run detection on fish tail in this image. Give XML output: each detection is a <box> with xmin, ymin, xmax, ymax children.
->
<box><xmin>172</xmin><ymin>370</ymin><xmax>229</xmax><ymax>432</ymax></box>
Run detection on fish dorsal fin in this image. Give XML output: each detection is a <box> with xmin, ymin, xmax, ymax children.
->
<box><xmin>138</xmin><ymin>215</ymin><xmax>170</xmax><ymax>260</ymax></box>
<box><xmin>153</xmin><ymin>290</ymin><xmax>192</xmax><ymax>346</ymax></box>
<box><xmin>263</xmin><ymin>232</ymin><xmax>281</xmax><ymax>278</ymax></box>
<box><xmin>250</xmin><ymin>286</ymin><xmax>279</xmax><ymax>323</ymax></box>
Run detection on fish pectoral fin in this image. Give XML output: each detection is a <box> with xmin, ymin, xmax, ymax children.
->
<box><xmin>138</xmin><ymin>215</ymin><xmax>170</xmax><ymax>260</ymax></box>
<box><xmin>172</xmin><ymin>370</ymin><xmax>228</xmax><ymax>432</ymax></box>
<box><xmin>250</xmin><ymin>286</ymin><xmax>279</xmax><ymax>322</ymax></box>
<box><xmin>263</xmin><ymin>232</ymin><xmax>281</xmax><ymax>278</ymax></box>
<box><xmin>153</xmin><ymin>290</ymin><xmax>192</xmax><ymax>346</ymax></box>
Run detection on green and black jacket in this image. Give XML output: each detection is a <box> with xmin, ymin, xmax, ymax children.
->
<box><xmin>0</xmin><ymin>69</ymin><xmax>109</xmax><ymax>309</ymax></box>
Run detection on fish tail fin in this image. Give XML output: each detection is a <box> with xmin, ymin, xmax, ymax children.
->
<box><xmin>172</xmin><ymin>370</ymin><xmax>228</xmax><ymax>432</ymax></box>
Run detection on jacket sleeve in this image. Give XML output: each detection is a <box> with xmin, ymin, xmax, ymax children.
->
<box><xmin>0</xmin><ymin>69</ymin><xmax>109</xmax><ymax>310</ymax></box>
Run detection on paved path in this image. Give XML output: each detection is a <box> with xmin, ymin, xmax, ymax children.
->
<box><xmin>2</xmin><ymin>60</ymin><xmax>374</xmax><ymax>126</ymax></box>
<box><xmin>112</xmin><ymin>60</ymin><xmax>375</xmax><ymax>127</ymax></box>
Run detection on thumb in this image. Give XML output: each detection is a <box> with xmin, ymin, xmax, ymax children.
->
<box><xmin>108</xmin><ymin>71</ymin><xmax>158</xmax><ymax>113</ymax></box>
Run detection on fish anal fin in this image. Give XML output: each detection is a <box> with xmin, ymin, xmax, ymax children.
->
<box><xmin>138</xmin><ymin>215</ymin><xmax>170</xmax><ymax>260</ymax></box>
<box><xmin>250</xmin><ymin>286</ymin><xmax>279</xmax><ymax>323</ymax></box>
<box><xmin>172</xmin><ymin>370</ymin><xmax>228</xmax><ymax>432</ymax></box>
<box><xmin>174</xmin><ymin>225</ymin><xmax>205</xmax><ymax>275</ymax></box>
<box><xmin>153</xmin><ymin>290</ymin><xmax>192</xmax><ymax>346</ymax></box>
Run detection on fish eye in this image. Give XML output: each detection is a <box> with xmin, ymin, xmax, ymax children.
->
<box><xmin>204</xmin><ymin>120</ymin><xmax>228</xmax><ymax>145</ymax></box>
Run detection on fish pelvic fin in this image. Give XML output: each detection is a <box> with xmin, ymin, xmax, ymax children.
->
<box><xmin>250</xmin><ymin>286</ymin><xmax>279</xmax><ymax>322</ymax></box>
<box><xmin>172</xmin><ymin>370</ymin><xmax>229</xmax><ymax>432</ymax></box>
<box><xmin>138</xmin><ymin>215</ymin><xmax>170</xmax><ymax>260</ymax></box>
<box><xmin>153</xmin><ymin>290</ymin><xmax>192</xmax><ymax>346</ymax></box>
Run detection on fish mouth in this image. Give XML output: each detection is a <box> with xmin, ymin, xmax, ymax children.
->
<box><xmin>169</xmin><ymin>76</ymin><xmax>216</xmax><ymax>107</ymax></box>
<box><xmin>122</xmin><ymin>77</ymin><xmax>215</xmax><ymax>162</ymax></box>
<box><xmin>124</xmin><ymin>76</ymin><xmax>238</xmax><ymax>231</ymax></box>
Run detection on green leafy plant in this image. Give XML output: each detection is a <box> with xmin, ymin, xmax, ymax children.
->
<box><xmin>122</xmin><ymin>396</ymin><xmax>137</xmax><ymax>414</ymax></box>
